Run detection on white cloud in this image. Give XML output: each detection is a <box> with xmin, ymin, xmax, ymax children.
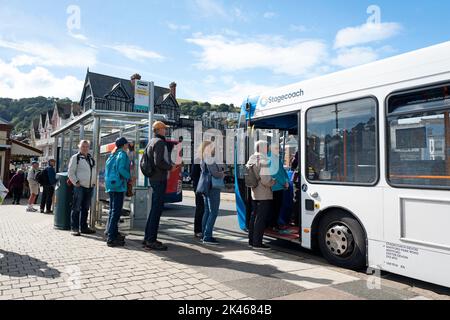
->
<box><xmin>331</xmin><ymin>47</ymin><xmax>379</xmax><ymax>68</ymax></box>
<box><xmin>334</xmin><ymin>22</ymin><xmax>402</xmax><ymax>49</ymax></box>
<box><xmin>186</xmin><ymin>34</ymin><xmax>328</xmax><ymax>76</ymax></box>
<box><xmin>106</xmin><ymin>44</ymin><xmax>164</xmax><ymax>62</ymax></box>
<box><xmin>167</xmin><ymin>23</ymin><xmax>191</xmax><ymax>31</ymax></box>
<box><xmin>207</xmin><ymin>80</ymin><xmax>273</xmax><ymax>106</ymax></box>
<box><xmin>263</xmin><ymin>12</ymin><xmax>277</xmax><ymax>19</ymax></box>
<box><xmin>68</xmin><ymin>32</ymin><xmax>89</xmax><ymax>42</ymax></box>
<box><xmin>0</xmin><ymin>58</ymin><xmax>83</xmax><ymax>100</ymax></box>
<box><xmin>0</xmin><ymin>38</ymin><xmax>97</xmax><ymax>68</ymax></box>
<box><xmin>290</xmin><ymin>24</ymin><xmax>308</xmax><ymax>33</ymax></box>
<box><xmin>194</xmin><ymin>0</ymin><xmax>227</xmax><ymax>18</ymax></box>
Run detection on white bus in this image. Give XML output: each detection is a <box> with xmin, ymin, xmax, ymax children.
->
<box><xmin>234</xmin><ymin>41</ymin><xmax>450</xmax><ymax>288</ymax></box>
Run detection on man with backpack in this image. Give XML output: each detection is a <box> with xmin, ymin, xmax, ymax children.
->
<box><xmin>245</xmin><ymin>141</ymin><xmax>276</xmax><ymax>250</ymax></box>
<box><xmin>37</xmin><ymin>159</ymin><xmax>57</xmax><ymax>214</ymax></box>
<box><xmin>68</xmin><ymin>140</ymin><xmax>97</xmax><ymax>237</ymax></box>
<box><xmin>140</xmin><ymin>121</ymin><xmax>179</xmax><ymax>251</ymax></box>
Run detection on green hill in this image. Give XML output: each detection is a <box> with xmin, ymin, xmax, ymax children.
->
<box><xmin>0</xmin><ymin>97</ymin><xmax>72</xmax><ymax>134</ymax></box>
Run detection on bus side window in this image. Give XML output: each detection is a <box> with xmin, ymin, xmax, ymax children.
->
<box><xmin>305</xmin><ymin>98</ymin><xmax>378</xmax><ymax>185</ymax></box>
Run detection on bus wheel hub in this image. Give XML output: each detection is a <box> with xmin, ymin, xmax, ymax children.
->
<box><xmin>326</xmin><ymin>225</ymin><xmax>353</xmax><ymax>256</ymax></box>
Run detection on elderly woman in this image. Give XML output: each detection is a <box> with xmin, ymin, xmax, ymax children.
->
<box><xmin>9</xmin><ymin>170</ymin><xmax>25</xmax><ymax>205</ymax></box>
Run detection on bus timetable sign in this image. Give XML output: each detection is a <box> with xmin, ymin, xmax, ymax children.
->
<box><xmin>134</xmin><ymin>80</ymin><xmax>150</xmax><ymax>112</ymax></box>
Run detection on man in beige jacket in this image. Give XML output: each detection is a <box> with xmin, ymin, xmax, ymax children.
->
<box><xmin>246</xmin><ymin>141</ymin><xmax>276</xmax><ymax>250</ymax></box>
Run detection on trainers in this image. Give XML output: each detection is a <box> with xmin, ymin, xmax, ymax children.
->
<box><xmin>107</xmin><ymin>239</ymin><xmax>125</xmax><ymax>247</ymax></box>
<box><xmin>203</xmin><ymin>238</ymin><xmax>220</xmax><ymax>246</ymax></box>
<box><xmin>142</xmin><ymin>240</ymin><xmax>162</xmax><ymax>246</ymax></box>
<box><xmin>80</xmin><ymin>228</ymin><xmax>96</xmax><ymax>235</ymax></box>
<box><xmin>26</xmin><ymin>207</ymin><xmax>36</xmax><ymax>212</ymax></box>
<box><xmin>253</xmin><ymin>244</ymin><xmax>271</xmax><ymax>251</ymax></box>
<box><xmin>194</xmin><ymin>233</ymin><xmax>203</xmax><ymax>239</ymax></box>
<box><xmin>144</xmin><ymin>242</ymin><xmax>168</xmax><ymax>251</ymax></box>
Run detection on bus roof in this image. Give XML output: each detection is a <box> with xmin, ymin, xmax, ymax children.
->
<box><xmin>244</xmin><ymin>41</ymin><xmax>450</xmax><ymax>119</ymax></box>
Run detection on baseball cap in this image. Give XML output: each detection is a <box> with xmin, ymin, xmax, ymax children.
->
<box><xmin>115</xmin><ymin>137</ymin><xmax>129</xmax><ymax>148</ymax></box>
<box><xmin>153</xmin><ymin>121</ymin><xmax>168</xmax><ymax>131</ymax></box>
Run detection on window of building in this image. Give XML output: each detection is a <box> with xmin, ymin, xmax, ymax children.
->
<box><xmin>306</xmin><ymin>97</ymin><xmax>378</xmax><ymax>185</ymax></box>
<box><xmin>387</xmin><ymin>84</ymin><xmax>450</xmax><ymax>188</ymax></box>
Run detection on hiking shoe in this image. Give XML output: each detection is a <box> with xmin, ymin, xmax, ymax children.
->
<box><xmin>80</xmin><ymin>228</ymin><xmax>96</xmax><ymax>235</ymax></box>
<box><xmin>142</xmin><ymin>240</ymin><xmax>162</xmax><ymax>246</ymax></box>
<box><xmin>144</xmin><ymin>242</ymin><xmax>168</xmax><ymax>251</ymax></box>
<box><xmin>253</xmin><ymin>244</ymin><xmax>271</xmax><ymax>251</ymax></box>
<box><xmin>194</xmin><ymin>233</ymin><xmax>203</xmax><ymax>239</ymax></box>
<box><xmin>203</xmin><ymin>238</ymin><xmax>220</xmax><ymax>246</ymax></box>
<box><xmin>107</xmin><ymin>239</ymin><xmax>125</xmax><ymax>247</ymax></box>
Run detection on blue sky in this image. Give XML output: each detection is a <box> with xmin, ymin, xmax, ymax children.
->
<box><xmin>0</xmin><ymin>0</ymin><xmax>449</xmax><ymax>104</ymax></box>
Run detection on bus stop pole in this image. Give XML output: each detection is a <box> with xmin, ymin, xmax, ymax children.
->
<box><xmin>90</xmin><ymin>116</ymin><xmax>100</xmax><ymax>228</ymax></box>
<box><xmin>148</xmin><ymin>81</ymin><xmax>155</xmax><ymax>141</ymax></box>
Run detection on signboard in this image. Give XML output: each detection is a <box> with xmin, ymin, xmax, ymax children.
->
<box><xmin>134</xmin><ymin>80</ymin><xmax>150</xmax><ymax>112</ymax></box>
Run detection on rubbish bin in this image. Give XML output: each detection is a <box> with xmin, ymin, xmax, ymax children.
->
<box><xmin>54</xmin><ymin>173</ymin><xmax>73</xmax><ymax>230</ymax></box>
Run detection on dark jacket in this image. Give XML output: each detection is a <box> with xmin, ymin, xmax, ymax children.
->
<box><xmin>9</xmin><ymin>173</ymin><xmax>25</xmax><ymax>189</ymax></box>
<box><xmin>43</xmin><ymin>166</ymin><xmax>57</xmax><ymax>186</ymax></box>
<box><xmin>148</xmin><ymin>134</ymin><xmax>172</xmax><ymax>182</ymax></box>
<box><xmin>191</xmin><ymin>161</ymin><xmax>201</xmax><ymax>189</ymax></box>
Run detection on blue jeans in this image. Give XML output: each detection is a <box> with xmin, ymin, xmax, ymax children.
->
<box><xmin>202</xmin><ymin>188</ymin><xmax>221</xmax><ymax>241</ymax></box>
<box><xmin>71</xmin><ymin>187</ymin><xmax>93</xmax><ymax>231</ymax></box>
<box><xmin>144</xmin><ymin>180</ymin><xmax>167</xmax><ymax>243</ymax></box>
<box><xmin>107</xmin><ymin>192</ymin><xmax>125</xmax><ymax>242</ymax></box>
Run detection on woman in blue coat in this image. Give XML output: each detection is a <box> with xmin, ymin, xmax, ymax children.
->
<box><xmin>269</xmin><ymin>144</ymin><xmax>290</xmax><ymax>230</ymax></box>
<box><xmin>105</xmin><ymin>137</ymin><xmax>131</xmax><ymax>247</ymax></box>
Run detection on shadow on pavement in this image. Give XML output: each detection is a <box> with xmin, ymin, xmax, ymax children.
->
<box><xmin>0</xmin><ymin>249</ymin><xmax>61</xmax><ymax>279</ymax></box>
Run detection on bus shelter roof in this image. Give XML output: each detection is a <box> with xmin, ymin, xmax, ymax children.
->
<box><xmin>51</xmin><ymin>109</ymin><xmax>168</xmax><ymax>138</ymax></box>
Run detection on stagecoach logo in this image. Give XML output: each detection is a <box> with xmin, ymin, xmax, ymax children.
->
<box><xmin>259</xmin><ymin>89</ymin><xmax>304</xmax><ymax>108</ymax></box>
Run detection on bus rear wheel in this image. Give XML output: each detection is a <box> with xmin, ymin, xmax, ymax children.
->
<box><xmin>318</xmin><ymin>210</ymin><xmax>366</xmax><ymax>270</ymax></box>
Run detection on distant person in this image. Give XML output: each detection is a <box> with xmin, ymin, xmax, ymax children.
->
<box><xmin>246</xmin><ymin>141</ymin><xmax>276</xmax><ymax>250</ymax></box>
<box><xmin>8</xmin><ymin>169</ymin><xmax>25</xmax><ymax>205</ymax></box>
<box><xmin>143</xmin><ymin>121</ymin><xmax>179</xmax><ymax>251</ymax></box>
<box><xmin>191</xmin><ymin>156</ymin><xmax>205</xmax><ymax>239</ymax></box>
<box><xmin>269</xmin><ymin>144</ymin><xmax>289</xmax><ymax>231</ymax></box>
<box><xmin>27</xmin><ymin>161</ymin><xmax>40</xmax><ymax>212</ymax></box>
<box><xmin>105</xmin><ymin>137</ymin><xmax>131</xmax><ymax>247</ymax></box>
<box><xmin>39</xmin><ymin>159</ymin><xmax>57</xmax><ymax>214</ymax></box>
<box><xmin>68</xmin><ymin>140</ymin><xmax>97</xmax><ymax>237</ymax></box>
<box><xmin>197</xmin><ymin>141</ymin><xmax>225</xmax><ymax>245</ymax></box>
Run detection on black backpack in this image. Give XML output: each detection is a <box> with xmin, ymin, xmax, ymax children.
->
<box><xmin>35</xmin><ymin>169</ymin><xmax>48</xmax><ymax>186</ymax></box>
<box><xmin>140</xmin><ymin>139</ymin><xmax>160</xmax><ymax>178</ymax></box>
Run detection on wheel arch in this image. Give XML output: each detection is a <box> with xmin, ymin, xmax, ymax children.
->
<box><xmin>310</xmin><ymin>206</ymin><xmax>369</xmax><ymax>265</ymax></box>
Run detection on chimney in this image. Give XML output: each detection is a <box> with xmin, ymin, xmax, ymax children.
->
<box><xmin>170</xmin><ymin>82</ymin><xmax>177</xmax><ymax>99</ymax></box>
<box><xmin>130</xmin><ymin>73</ymin><xmax>142</xmax><ymax>91</ymax></box>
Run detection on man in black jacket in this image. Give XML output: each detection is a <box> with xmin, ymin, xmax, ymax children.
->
<box><xmin>143</xmin><ymin>121</ymin><xmax>179</xmax><ymax>251</ymax></box>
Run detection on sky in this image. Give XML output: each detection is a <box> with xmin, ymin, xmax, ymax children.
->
<box><xmin>0</xmin><ymin>0</ymin><xmax>449</xmax><ymax>105</ymax></box>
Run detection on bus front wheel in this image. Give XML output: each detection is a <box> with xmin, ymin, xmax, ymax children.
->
<box><xmin>318</xmin><ymin>210</ymin><xmax>366</xmax><ymax>270</ymax></box>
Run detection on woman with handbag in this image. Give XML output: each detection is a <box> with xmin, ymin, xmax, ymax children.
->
<box><xmin>196</xmin><ymin>141</ymin><xmax>225</xmax><ymax>245</ymax></box>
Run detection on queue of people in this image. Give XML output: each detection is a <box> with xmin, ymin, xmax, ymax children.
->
<box><xmin>4</xmin><ymin>120</ymin><xmax>296</xmax><ymax>254</ymax></box>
